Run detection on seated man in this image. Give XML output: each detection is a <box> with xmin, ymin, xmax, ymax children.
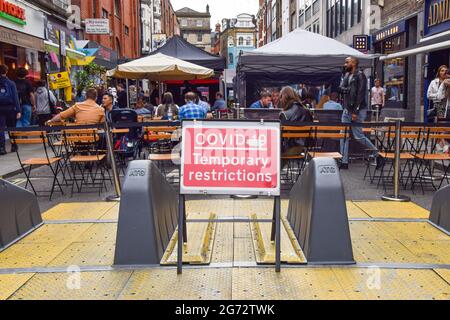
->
<box><xmin>179</xmin><ymin>92</ymin><xmax>207</xmax><ymax>120</ymax></box>
<box><xmin>102</xmin><ymin>93</ymin><xmax>118</xmax><ymax>122</ymax></box>
<box><xmin>212</xmin><ymin>92</ymin><xmax>227</xmax><ymax>111</ymax></box>
<box><xmin>250</xmin><ymin>91</ymin><xmax>273</xmax><ymax>109</ymax></box>
<box><xmin>135</xmin><ymin>97</ymin><xmax>153</xmax><ymax>115</ymax></box>
<box><xmin>323</xmin><ymin>92</ymin><xmax>343</xmax><ymax>111</ymax></box>
<box><xmin>47</xmin><ymin>88</ymin><xmax>105</xmax><ymax>125</ymax></box>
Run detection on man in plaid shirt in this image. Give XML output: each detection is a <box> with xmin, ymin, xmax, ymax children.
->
<box><xmin>179</xmin><ymin>92</ymin><xmax>207</xmax><ymax>120</ymax></box>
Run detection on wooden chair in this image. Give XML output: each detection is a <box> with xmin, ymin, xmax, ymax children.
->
<box><xmin>307</xmin><ymin>126</ymin><xmax>350</xmax><ymax>161</ymax></box>
<box><xmin>62</xmin><ymin>129</ymin><xmax>110</xmax><ymax>196</ymax></box>
<box><xmin>281</xmin><ymin>126</ymin><xmax>313</xmax><ymax>184</ymax></box>
<box><xmin>9</xmin><ymin>131</ymin><xmax>64</xmax><ymax>200</ymax></box>
<box><xmin>412</xmin><ymin>127</ymin><xmax>450</xmax><ymax>192</ymax></box>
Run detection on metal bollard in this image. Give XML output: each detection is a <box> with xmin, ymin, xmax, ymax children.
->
<box><xmin>382</xmin><ymin>120</ymin><xmax>410</xmax><ymax>202</ymax></box>
<box><xmin>105</xmin><ymin>121</ymin><xmax>121</xmax><ymax>202</ymax></box>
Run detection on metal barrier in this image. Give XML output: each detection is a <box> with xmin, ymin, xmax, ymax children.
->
<box><xmin>0</xmin><ymin>179</ymin><xmax>43</xmax><ymax>251</ymax></box>
<box><xmin>114</xmin><ymin>160</ymin><xmax>178</xmax><ymax>265</ymax></box>
<box><xmin>429</xmin><ymin>185</ymin><xmax>450</xmax><ymax>233</ymax></box>
<box><xmin>287</xmin><ymin>158</ymin><xmax>355</xmax><ymax>264</ymax></box>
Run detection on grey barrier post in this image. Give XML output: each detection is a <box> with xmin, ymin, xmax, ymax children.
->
<box><xmin>104</xmin><ymin>121</ymin><xmax>121</xmax><ymax>202</ymax></box>
<box><xmin>382</xmin><ymin>120</ymin><xmax>410</xmax><ymax>202</ymax></box>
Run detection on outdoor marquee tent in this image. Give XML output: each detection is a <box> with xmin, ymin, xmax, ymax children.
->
<box><xmin>150</xmin><ymin>35</ymin><xmax>226</xmax><ymax>71</ymax></box>
<box><xmin>236</xmin><ymin>29</ymin><xmax>374</xmax><ymax>107</ymax></box>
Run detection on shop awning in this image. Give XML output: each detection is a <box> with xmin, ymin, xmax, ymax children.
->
<box><xmin>44</xmin><ymin>41</ymin><xmax>86</xmax><ymax>60</ymax></box>
<box><xmin>380</xmin><ymin>33</ymin><xmax>450</xmax><ymax>61</ymax></box>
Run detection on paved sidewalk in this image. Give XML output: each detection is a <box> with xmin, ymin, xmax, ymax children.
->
<box><xmin>0</xmin><ymin>141</ymin><xmax>45</xmax><ymax>178</ymax></box>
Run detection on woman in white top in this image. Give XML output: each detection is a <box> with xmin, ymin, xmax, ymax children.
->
<box><xmin>427</xmin><ymin>65</ymin><xmax>448</xmax><ymax>120</ymax></box>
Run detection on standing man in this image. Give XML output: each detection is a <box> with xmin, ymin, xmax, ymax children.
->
<box><xmin>116</xmin><ymin>84</ymin><xmax>128</xmax><ymax>109</ymax></box>
<box><xmin>371</xmin><ymin>79</ymin><xmax>385</xmax><ymax>121</ymax></box>
<box><xmin>339</xmin><ymin>57</ymin><xmax>379</xmax><ymax>170</ymax></box>
<box><xmin>15</xmin><ymin>67</ymin><xmax>35</xmax><ymax>128</ymax></box>
<box><xmin>0</xmin><ymin>65</ymin><xmax>21</xmax><ymax>155</ymax></box>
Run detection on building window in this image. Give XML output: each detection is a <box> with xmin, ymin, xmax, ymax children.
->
<box><xmin>114</xmin><ymin>0</ymin><xmax>120</xmax><ymax>16</ymax></box>
<box><xmin>238</xmin><ymin>37</ymin><xmax>244</xmax><ymax>46</ymax></box>
<box><xmin>229</xmin><ymin>53</ymin><xmax>234</xmax><ymax>65</ymax></box>
<box><xmin>245</xmin><ymin>37</ymin><xmax>252</xmax><ymax>46</ymax></box>
<box><xmin>181</xmin><ymin>19</ymin><xmax>187</xmax><ymax>27</ymax></box>
<box><xmin>312</xmin><ymin>19</ymin><xmax>320</xmax><ymax>34</ymax></box>
<box><xmin>196</xmin><ymin>20</ymin><xmax>203</xmax><ymax>27</ymax></box>
<box><xmin>102</xmin><ymin>9</ymin><xmax>108</xmax><ymax>19</ymax></box>
<box><xmin>125</xmin><ymin>26</ymin><xmax>129</xmax><ymax>36</ymax></box>
<box><xmin>197</xmin><ymin>34</ymin><xmax>202</xmax><ymax>42</ymax></box>
<box><xmin>299</xmin><ymin>11</ymin><xmax>305</xmax><ymax>26</ymax></box>
<box><xmin>305</xmin><ymin>6</ymin><xmax>312</xmax><ymax>22</ymax></box>
<box><xmin>313</xmin><ymin>0</ymin><xmax>320</xmax><ymax>15</ymax></box>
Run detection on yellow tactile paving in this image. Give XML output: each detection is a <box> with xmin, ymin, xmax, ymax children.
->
<box><xmin>232</xmin><ymin>268</ymin><xmax>348</xmax><ymax>300</ymax></box>
<box><xmin>75</xmin><ymin>223</ymin><xmax>117</xmax><ymax>243</ymax></box>
<box><xmin>98</xmin><ymin>205</ymin><xmax>120</xmax><ymax>220</ymax></box>
<box><xmin>9</xmin><ymin>271</ymin><xmax>132</xmax><ymax>300</ymax></box>
<box><xmin>234</xmin><ymin>238</ymin><xmax>256</xmax><ymax>262</ymax></box>
<box><xmin>0</xmin><ymin>243</ymin><xmax>68</xmax><ymax>269</ymax></box>
<box><xmin>234</xmin><ymin>222</ymin><xmax>252</xmax><ymax>238</ymax></box>
<box><xmin>162</xmin><ymin>213</ymin><xmax>216</xmax><ymax>265</ymax></box>
<box><xmin>378</xmin><ymin>222</ymin><xmax>449</xmax><ymax>241</ymax></box>
<box><xmin>353</xmin><ymin>201</ymin><xmax>430</xmax><ymax>219</ymax></box>
<box><xmin>399</xmin><ymin>240</ymin><xmax>450</xmax><ymax>265</ymax></box>
<box><xmin>42</xmin><ymin>202</ymin><xmax>118</xmax><ymax>221</ymax></box>
<box><xmin>186</xmin><ymin>199</ymin><xmax>235</xmax><ymax>217</ymax></box>
<box><xmin>349</xmin><ymin>221</ymin><xmax>396</xmax><ymax>240</ymax></box>
<box><xmin>332</xmin><ymin>268</ymin><xmax>450</xmax><ymax>300</ymax></box>
<box><xmin>434</xmin><ymin>269</ymin><xmax>450</xmax><ymax>284</ymax></box>
<box><xmin>119</xmin><ymin>268</ymin><xmax>232</xmax><ymax>300</ymax></box>
<box><xmin>211</xmin><ymin>223</ymin><xmax>234</xmax><ymax>264</ymax></box>
<box><xmin>0</xmin><ymin>274</ymin><xmax>35</xmax><ymax>300</ymax></box>
<box><xmin>346</xmin><ymin>201</ymin><xmax>371</xmax><ymax>218</ymax></box>
<box><xmin>16</xmin><ymin>224</ymin><xmax>93</xmax><ymax>245</ymax></box>
<box><xmin>47</xmin><ymin>242</ymin><xmax>115</xmax><ymax>267</ymax></box>
<box><xmin>250</xmin><ymin>214</ymin><xmax>306</xmax><ymax>264</ymax></box>
<box><xmin>352</xmin><ymin>239</ymin><xmax>420</xmax><ymax>264</ymax></box>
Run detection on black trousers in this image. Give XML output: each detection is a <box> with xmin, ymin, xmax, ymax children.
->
<box><xmin>0</xmin><ymin>110</ymin><xmax>16</xmax><ymax>148</ymax></box>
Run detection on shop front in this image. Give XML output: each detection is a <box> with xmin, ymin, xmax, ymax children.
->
<box><xmin>0</xmin><ymin>0</ymin><xmax>45</xmax><ymax>83</ymax></box>
<box><xmin>423</xmin><ymin>0</ymin><xmax>450</xmax><ymax>118</ymax></box>
<box><xmin>373</xmin><ymin>21</ymin><xmax>408</xmax><ymax>110</ymax></box>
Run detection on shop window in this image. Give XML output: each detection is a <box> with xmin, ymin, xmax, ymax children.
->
<box><xmin>382</xmin><ymin>35</ymin><xmax>406</xmax><ymax>108</ymax></box>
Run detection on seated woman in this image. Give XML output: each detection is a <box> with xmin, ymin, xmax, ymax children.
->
<box><xmin>155</xmin><ymin>92</ymin><xmax>179</xmax><ymax>120</ymax></box>
<box><xmin>279</xmin><ymin>86</ymin><xmax>313</xmax><ymax>163</ymax></box>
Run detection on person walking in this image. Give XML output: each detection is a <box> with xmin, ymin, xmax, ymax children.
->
<box><xmin>0</xmin><ymin>65</ymin><xmax>21</xmax><ymax>155</ymax></box>
<box><xmin>427</xmin><ymin>65</ymin><xmax>449</xmax><ymax>121</ymax></box>
<box><xmin>35</xmin><ymin>80</ymin><xmax>57</xmax><ymax>126</ymax></box>
<box><xmin>339</xmin><ymin>57</ymin><xmax>379</xmax><ymax>170</ymax></box>
<box><xmin>15</xmin><ymin>67</ymin><xmax>35</xmax><ymax>128</ymax></box>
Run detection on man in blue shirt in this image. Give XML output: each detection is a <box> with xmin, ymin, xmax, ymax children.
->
<box><xmin>212</xmin><ymin>92</ymin><xmax>227</xmax><ymax>111</ymax></box>
<box><xmin>179</xmin><ymin>92</ymin><xmax>207</xmax><ymax>120</ymax></box>
<box><xmin>323</xmin><ymin>92</ymin><xmax>343</xmax><ymax>111</ymax></box>
<box><xmin>250</xmin><ymin>91</ymin><xmax>273</xmax><ymax>109</ymax></box>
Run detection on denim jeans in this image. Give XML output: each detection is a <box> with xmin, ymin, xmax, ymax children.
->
<box><xmin>16</xmin><ymin>104</ymin><xmax>32</xmax><ymax>128</ymax></box>
<box><xmin>340</xmin><ymin>108</ymin><xmax>378</xmax><ymax>164</ymax></box>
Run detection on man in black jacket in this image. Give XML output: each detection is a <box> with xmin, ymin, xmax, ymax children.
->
<box><xmin>0</xmin><ymin>65</ymin><xmax>21</xmax><ymax>155</ymax></box>
<box><xmin>339</xmin><ymin>57</ymin><xmax>379</xmax><ymax>170</ymax></box>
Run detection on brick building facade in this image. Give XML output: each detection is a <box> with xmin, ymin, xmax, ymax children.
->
<box><xmin>72</xmin><ymin>0</ymin><xmax>141</xmax><ymax>60</ymax></box>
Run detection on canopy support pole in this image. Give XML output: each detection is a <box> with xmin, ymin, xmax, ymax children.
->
<box><xmin>126</xmin><ymin>79</ymin><xmax>130</xmax><ymax>109</ymax></box>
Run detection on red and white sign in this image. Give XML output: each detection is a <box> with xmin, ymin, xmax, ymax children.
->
<box><xmin>181</xmin><ymin>121</ymin><xmax>281</xmax><ymax>196</ymax></box>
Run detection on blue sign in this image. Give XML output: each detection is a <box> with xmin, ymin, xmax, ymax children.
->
<box><xmin>424</xmin><ymin>0</ymin><xmax>450</xmax><ymax>37</ymax></box>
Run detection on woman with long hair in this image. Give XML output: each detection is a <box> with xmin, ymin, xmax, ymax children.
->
<box><xmin>279</xmin><ymin>86</ymin><xmax>313</xmax><ymax>166</ymax></box>
<box><xmin>427</xmin><ymin>65</ymin><xmax>448</xmax><ymax>120</ymax></box>
<box><xmin>155</xmin><ymin>92</ymin><xmax>179</xmax><ymax>120</ymax></box>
